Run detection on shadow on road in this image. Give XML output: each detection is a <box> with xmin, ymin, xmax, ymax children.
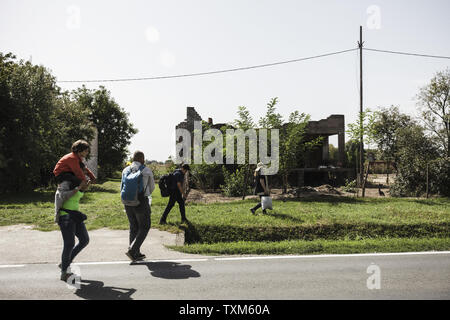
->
<box><xmin>75</xmin><ymin>279</ymin><xmax>136</xmax><ymax>300</ymax></box>
<box><xmin>133</xmin><ymin>261</ymin><xmax>201</xmax><ymax>280</ymax></box>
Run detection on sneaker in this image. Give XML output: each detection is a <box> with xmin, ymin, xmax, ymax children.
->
<box><xmin>60</xmin><ymin>271</ymin><xmax>74</xmax><ymax>282</ymax></box>
<box><xmin>136</xmin><ymin>253</ymin><xmax>146</xmax><ymax>261</ymax></box>
<box><xmin>125</xmin><ymin>250</ymin><xmax>139</xmax><ymax>262</ymax></box>
<box><xmin>262</xmin><ymin>209</ymin><xmax>267</xmax><ymax>214</ymax></box>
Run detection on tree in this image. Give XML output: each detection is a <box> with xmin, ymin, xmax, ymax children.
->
<box><xmin>347</xmin><ymin>109</ymin><xmax>376</xmax><ymax>147</ymax></box>
<box><xmin>258</xmin><ymin>98</ymin><xmax>321</xmax><ymax>193</ymax></box>
<box><xmin>346</xmin><ymin>109</ymin><xmax>376</xmax><ymax>194</ymax></box>
<box><xmin>232</xmin><ymin>106</ymin><xmax>256</xmax><ymax>198</ymax></box>
<box><xmin>344</xmin><ymin>140</ymin><xmax>360</xmax><ymax>170</ymax></box>
<box><xmin>234</xmin><ymin>106</ymin><xmax>255</xmax><ymax>130</ymax></box>
<box><xmin>279</xmin><ymin>111</ymin><xmax>318</xmax><ymax>193</ymax></box>
<box><xmin>417</xmin><ymin>68</ymin><xmax>450</xmax><ymax>157</ymax></box>
<box><xmin>371</xmin><ymin>106</ymin><xmax>414</xmax><ymax>163</ymax></box>
<box><xmin>72</xmin><ymin>86</ymin><xmax>137</xmax><ymax>179</ymax></box>
<box><xmin>258</xmin><ymin>97</ymin><xmax>283</xmax><ymax>129</ymax></box>
<box><xmin>0</xmin><ymin>53</ymin><xmax>94</xmax><ymax>192</ymax></box>
<box><xmin>390</xmin><ymin>125</ymin><xmax>440</xmax><ymax>197</ymax></box>
<box><xmin>370</xmin><ymin>106</ymin><xmax>416</xmax><ymax>184</ymax></box>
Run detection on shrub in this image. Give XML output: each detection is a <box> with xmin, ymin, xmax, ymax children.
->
<box><xmin>342</xmin><ymin>179</ymin><xmax>357</xmax><ymax>193</ymax></box>
<box><xmin>429</xmin><ymin>157</ymin><xmax>450</xmax><ymax>196</ymax></box>
<box><xmin>220</xmin><ymin>166</ymin><xmax>252</xmax><ymax>197</ymax></box>
<box><xmin>190</xmin><ymin>163</ymin><xmax>224</xmax><ymax>191</ymax></box>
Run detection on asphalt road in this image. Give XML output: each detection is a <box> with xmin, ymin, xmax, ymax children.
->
<box><xmin>0</xmin><ymin>252</ymin><xmax>449</xmax><ymax>300</ymax></box>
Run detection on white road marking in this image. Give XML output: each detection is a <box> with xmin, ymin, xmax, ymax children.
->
<box><xmin>1</xmin><ymin>251</ymin><xmax>448</xmax><ymax>268</ymax></box>
<box><xmin>0</xmin><ymin>264</ymin><xmax>25</xmax><ymax>268</ymax></box>
<box><xmin>214</xmin><ymin>251</ymin><xmax>450</xmax><ymax>261</ymax></box>
<box><xmin>72</xmin><ymin>258</ymin><xmax>209</xmax><ymax>266</ymax></box>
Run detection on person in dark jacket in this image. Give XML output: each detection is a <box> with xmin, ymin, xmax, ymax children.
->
<box><xmin>159</xmin><ymin>164</ymin><xmax>191</xmax><ymax>224</ymax></box>
<box><xmin>250</xmin><ymin>162</ymin><xmax>270</xmax><ymax>215</ymax></box>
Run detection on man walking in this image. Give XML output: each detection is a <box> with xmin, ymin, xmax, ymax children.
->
<box><xmin>159</xmin><ymin>164</ymin><xmax>190</xmax><ymax>225</ymax></box>
<box><xmin>121</xmin><ymin>151</ymin><xmax>155</xmax><ymax>261</ymax></box>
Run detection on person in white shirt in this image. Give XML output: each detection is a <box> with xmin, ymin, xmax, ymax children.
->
<box><xmin>122</xmin><ymin>151</ymin><xmax>155</xmax><ymax>261</ymax></box>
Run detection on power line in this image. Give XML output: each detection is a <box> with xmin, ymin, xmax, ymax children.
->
<box><xmin>57</xmin><ymin>48</ymin><xmax>358</xmax><ymax>83</ymax></box>
<box><xmin>56</xmin><ymin>47</ymin><xmax>450</xmax><ymax>84</ymax></box>
<box><xmin>364</xmin><ymin>48</ymin><xmax>450</xmax><ymax>60</ymax></box>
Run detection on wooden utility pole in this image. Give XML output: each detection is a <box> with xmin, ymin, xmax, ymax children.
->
<box><xmin>358</xmin><ymin>26</ymin><xmax>365</xmax><ymax>195</ymax></box>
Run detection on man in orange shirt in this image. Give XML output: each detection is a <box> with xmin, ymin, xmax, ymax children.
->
<box><xmin>53</xmin><ymin>140</ymin><xmax>97</xmax><ymax>189</ymax></box>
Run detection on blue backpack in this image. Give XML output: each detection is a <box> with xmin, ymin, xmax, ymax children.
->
<box><xmin>121</xmin><ymin>164</ymin><xmax>147</xmax><ymax>206</ymax></box>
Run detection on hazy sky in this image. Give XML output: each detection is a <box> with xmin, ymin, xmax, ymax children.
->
<box><xmin>1</xmin><ymin>0</ymin><xmax>449</xmax><ymax>161</ymax></box>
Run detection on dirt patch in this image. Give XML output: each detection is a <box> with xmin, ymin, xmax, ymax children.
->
<box><xmin>186</xmin><ymin>189</ymin><xmax>258</xmax><ymax>204</ymax></box>
<box><xmin>186</xmin><ymin>184</ymin><xmax>390</xmax><ymax>204</ymax></box>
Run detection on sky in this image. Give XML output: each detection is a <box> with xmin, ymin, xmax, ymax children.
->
<box><xmin>1</xmin><ymin>0</ymin><xmax>449</xmax><ymax>161</ymax></box>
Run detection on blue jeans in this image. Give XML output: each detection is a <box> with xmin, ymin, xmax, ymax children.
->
<box><xmin>58</xmin><ymin>214</ymin><xmax>89</xmax><ymax>272</ymax></box>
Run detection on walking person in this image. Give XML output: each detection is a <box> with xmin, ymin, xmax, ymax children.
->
<box><xmin>55</xmin><ymin>179</ymin><xmax>91</xmax><ymax>282</ymax></box>
<box><xmin>121</xmin><ymin>151</ymin><xmax>155</xmax><ymax>262</ymax></box>
<box><xmin>159</xmin><ymin>164</ymin><xmax>191</xmax><ymax>225</ymax></box>
<box><xmin>250</xmin><ymin>162</ymin><xmax>270</xmax><ymax>215</ymax></box>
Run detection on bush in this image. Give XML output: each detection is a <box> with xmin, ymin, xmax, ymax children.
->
<box><xmin>429</xmin><ymin>157</ymin><xmax>450</xmax><ymax>196</ymax></box>
<box><xmin>190</xmin><ymin>163</ymin><xmax>224</xmax><ymax>191</ymax></box>
<box><xmin>220</xmin><ymin>166</ymin><xmax>252</xmax><ymax>197</ymax></box>
<box><xmin>391</xmin><ymin>157</ymin><xmax>450</xmax><ymax>197</ymax></box>
<box><xmin>390</xmin><ymin>126</ymin><xmax>441</xmax><ymax>197</ymax></box>
<box><xmin>342</xmin><ymin>179</ymin><xmax>357</xmax><ymax>193</ymax></box>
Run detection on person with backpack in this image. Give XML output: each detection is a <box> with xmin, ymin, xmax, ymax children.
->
<box><xmin>121</xmin><ymin>151</ymin><xmax>155</xmax><ymax>261</ymax></box>
<box><xmin>159</xmin><ymin>164</ymin><xmax>191</xmax><ymax>225</ymax></box>
<box><xmin>250</xmin><ymin>162</ymin><xmax>270</xmax><ymax>215</ymax></box>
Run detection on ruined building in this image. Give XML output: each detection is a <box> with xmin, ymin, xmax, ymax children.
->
<box><xmin>176</xmin><ymin>107</ymin><xmax>352</xmax><ymax>186</ymax></box>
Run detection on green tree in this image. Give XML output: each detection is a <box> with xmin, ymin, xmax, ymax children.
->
<box><xmin>371</xmin><ymin>106</ymin><xmax>415</xmax><ymax>164</ymax></box>
<box><xmin>72</xmin><ymin>86</ymin><xmax>137</xmax><ymax>179</ymax></box>
<box><xmin>346</xmin><ymin>109</ymin><xmax>376</xmax><ymax>146</ymax></box>
<box><xmin>258</xmin><ymin>98</ymin><xmax>321</xmax><ymax>193</ymax></box>
<box><xmin>370</xmin><ymin>106</ymin><xmax>416</xmax><ymax>184</ymax></box>
<box><xmin>258</xmin><ymin>97</ymin><xmax>283</xmax><ymax>129</ymax></box>
<box><xmin>417</xmin><ymin>68</ymin><xmax>450</xmax><ymax>157</ymax></box>
<box><xmin>390</xmin><ymin>125</ymin><xmax>440</xmax><ymax>197</ymax></box>
<box><xmin>0</xmin><ymin>53</ymin><xmax>94</xmax><ymax>192</ymax></box>
<box><xmin>188</xmin><ymin>120</ymin><xmax>225</xmax><ymax>191</ymax></box>
<box><xmin>344</xmin><ymin>139</ymin><xmax>360</xmax><ymax>170</ymax></box>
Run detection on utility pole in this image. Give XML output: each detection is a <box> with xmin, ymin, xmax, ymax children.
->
<box><xmin>358</xmin><ymin>26</ymin><xmax>365</xmax><ymax>195</ymax></box>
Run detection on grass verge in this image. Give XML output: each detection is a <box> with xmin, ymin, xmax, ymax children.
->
<box><xmin>168</xmin><ymin>237</ymin><xmax>450</xmax><ymax>255</ymax></box>
<box><xmin>1</xmin><ymin>179</ymin><xmax>449</xmax><ymax>255</ymax></box>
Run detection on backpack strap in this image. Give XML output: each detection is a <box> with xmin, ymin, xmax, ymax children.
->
<box><xmin>139</xmin><ymin>164</ymin><xmax>149</xmax><ymax>195</ymax></box>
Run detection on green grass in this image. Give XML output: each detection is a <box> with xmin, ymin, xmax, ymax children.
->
<box><xmin>168</xmin><ymin>237</ymin><xmax>450</xmax><ymax>255</ymax></box>
<box><xmin>1</xmin><ymin>179</ymin><xmax>449</xmax><ymax>254</ymax></box>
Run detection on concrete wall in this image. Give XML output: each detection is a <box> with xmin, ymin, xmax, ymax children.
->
<box><xmin>86</xmin><ymin>126</ymin><xmax>98</xmax><ymax>178</ymax></box>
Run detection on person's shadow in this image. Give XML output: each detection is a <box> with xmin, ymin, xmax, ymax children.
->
<box><xmin>132</xmin><ymin>261</ymin><xmax>201</xmax><ymax>280</ymax></box>
<box><xmin>75</xmin><ymin>280</ymin><xmax>136</xmax><ymax>300</ymax></box>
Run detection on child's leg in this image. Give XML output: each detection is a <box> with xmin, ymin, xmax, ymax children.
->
<box><xmin>57</xmin><ymin>172</ymin><xmax>81</xmax><ymax>189</ymax></box>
